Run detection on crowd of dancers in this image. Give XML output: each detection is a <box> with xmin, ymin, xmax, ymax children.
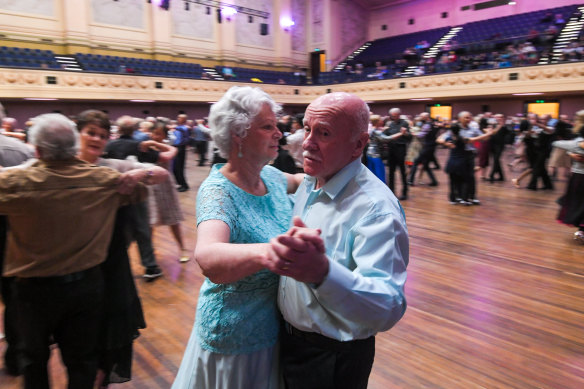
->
<box><xmin>0</xmin><ymin>94</ymin><xmax>582</xmax><ymax>389</ymax></box>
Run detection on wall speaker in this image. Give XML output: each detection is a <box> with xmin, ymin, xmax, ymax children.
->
<box><xmin>260</xmin><ymin>23</ymin><xmax>268</xmax><ymax>36</ymax></box>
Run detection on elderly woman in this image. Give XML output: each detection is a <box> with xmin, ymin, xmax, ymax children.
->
<box><xmin>171</xmin><ymin>86</ymin><xmax>306</xmax><ymax>389</ymax></box>
<box><xmin>75</xmin><ymin>109</ymin><xmax>169</xmax><ymax>389</ymax></box>
<box><xmin>143</xmin><ymin>120</ymin><xmax>190</xmax><ymax>262</ymax></box>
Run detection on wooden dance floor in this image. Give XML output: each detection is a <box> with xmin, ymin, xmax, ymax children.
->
<box><xmin>1</xmin><ymin>148</ymin><xmax>583</xmax><ymax>388</ymax></box>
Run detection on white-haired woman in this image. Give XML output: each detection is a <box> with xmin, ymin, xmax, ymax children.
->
<box><xmin>172</xmin><ymin>87</ymin><xmax>308</xmax><ymax>389</ymax></box>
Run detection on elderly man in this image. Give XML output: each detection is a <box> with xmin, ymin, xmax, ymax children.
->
<box><xmin>105</xmin><ymin>115</ymin><xmax>163</xmax><ymax>280</ymax></box>
<box><xmin>0</xmin><ymin>114</ymin><xmax>145</xmax><ymax>388</ymax></box>
<box><xmin>267</xmin><ymin>92</ymin><xmax>409</xmax><ymax>389</ymax></box>
<box><xmin>407</xmin><ymin>112</ymin><xmax>439</xmax><ymax>186</ymax></box>
<box><xmin>381</xmin><ymin>107</ymin><xmax>411</xmax><ymax>200</ymax></box>
<box><xmin>1</xmin><ymin>117</ymin><xmax>26</xmax><ymax>142</ymax></box>
<box><xmin>173</xmin><ymin>113</ymin><xmax>190</xmax><ymax>192</ymax></box>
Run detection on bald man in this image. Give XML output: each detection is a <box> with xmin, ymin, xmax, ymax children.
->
<box><xmin>266</xmin><ymin>92</ymin><xmax>409</xmax><ymax>389</ymax></box>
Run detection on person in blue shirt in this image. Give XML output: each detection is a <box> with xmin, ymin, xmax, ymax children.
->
<box><xmin>265</xmin><ymin>92</ymin><xmax>409</xmax><ymax>389</ymax></box>
<box><xmin>173</xmin><ymin>114</ymin><xmax>190</xmax><ymax>192</ymax></box>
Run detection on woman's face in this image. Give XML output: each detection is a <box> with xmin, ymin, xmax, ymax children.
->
<box><xmin>240</xmin><ymin>104</ymin><xmax>281</xmax><ymax>163</ymax></box>
<box><xmin>79</xmin><ymin>124</ymin><xmax>109</xmax><ymax>162</ymax></box>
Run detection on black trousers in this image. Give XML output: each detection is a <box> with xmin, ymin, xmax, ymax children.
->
<box><xmin>386</xmin><ymin>144</ymin><xmax>408</xmax><ymax>196</ymax></box>
<box><xmin>14</xmin><ymin>267</ymin><xmax>104</xmax><ymax>389</ymax></box>
<box><xmin>489</xmin><ymin>144</ymin><xmax>505</xmax><ymax>181</ymax></box>
<box><xmin>281</xmin><ymin>323</ymin><xmax>375</xmax><ymax>389</ymax></box>
<box><xmin>0</xmin><ymin>216</ymin><xmax>21</xmax><ymax>375</ymax></box>
<box><xmin>172</xmin><ymin>144</ymin><xmax>188</xmax><ymax>188</ymax></box>
<box><xmin>465</xmin><ymin>151</ymin><xmax>477</xmax><ymax>200</ymax></box>
<box><xmin>527</xmin><ymin>151</ymin><xmax>553</xmax><ymax>190</ymax></box>
<box><xmin>448</xmin><ymin>172</ymin><xmax>468</xmax><ymax>202</ymax></box>
<box><xmin>409</xmin><ymin>147</ymin><xmax>438</xmax><ymax>185</ymax></box>
<box><xmin>194</xmin><ymin>141</ymin><xmax>208</xmax><ymax>165</ymax></box>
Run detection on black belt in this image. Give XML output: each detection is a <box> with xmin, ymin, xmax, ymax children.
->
<box><xmin>16</xmin><ymin>265</ymin><xmax>100</xmax><ymax>285</ymax></box>
<box><xmin>283</xmin><ymin>321</ymin><xmax>373</xmax><ymax>352</ymax></box>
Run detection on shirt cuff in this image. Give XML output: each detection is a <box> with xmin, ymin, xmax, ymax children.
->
<box><xmin>311</xmin><ymin>259</ymin><xmax>354</xmax><ymax>304</ymax></box>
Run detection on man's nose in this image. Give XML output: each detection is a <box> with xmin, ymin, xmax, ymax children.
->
<box><xmin>303</xmin><ymin>134</ymin><xmax>316</xmax><ymax>150</ymax></box>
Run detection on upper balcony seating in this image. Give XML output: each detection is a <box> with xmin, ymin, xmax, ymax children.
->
<box><xmin>351</xmin><ymin>27</ymin><xmax>450</xmax><ymax>67</ymax></box>
<box><xmin>0</xmin><ymin>46</ymin><xmax>60</xmax><ymax>69</ymax></box>
<box><xmin>76</xmin><ymin>53</ymin><xmax>204</xmax><ymax>78</ymax></box>
<box><xmin>1</xmin><ymin>4</ymin><xmax>581</xmax><ymax>85</ymax></box>
<box><xmin>215</xmin><ymin>66</ymin><xmax>298</xmax><ymax>84</ymax></box>
<box><xmin>456</xmin><ymin>4</ymin><xmax>579</xmax><ymax>47</ymax></box>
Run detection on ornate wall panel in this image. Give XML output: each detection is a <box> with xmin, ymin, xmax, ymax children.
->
<box><xmin>235</xmin><ymin>0</ymin><xmax>274</xmax><ymax>47</ymax></box>
<box><xmin>172</xmin><ymin>2</ymin><xmax>214</xmax><ymax>40</ymax></box>
<box><xmin>291</xmin><ymin>0</ymin><xmax>306</xmax><ymax>53</ymax></box>
<box><xmin>311</xmin><ymin>0</ymin><xmax>324</xmax><ymax>45</ymax></box>
<box><xmin>91</xmin><ymin>0</ymin><xmax>144</xmax><ymax>29</ymax></box>
<box><xmin>339</xmin><ymin>0</ymin><xmax>366</xmax><ymax>56</ymax></box>
<box><xmin>0</xmin><ymin>0</ymin><xmax>53</xmax><ymax>16</ymax></box>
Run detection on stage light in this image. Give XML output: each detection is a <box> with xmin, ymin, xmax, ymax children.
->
<box><xmin>280</xmin><ymin>17</ymin><xmax>295</xmax><ymax>31</ymax></box>
<box><xmin>221</xmin><ymin>6</ymin><xmax>237</xmax><ymax>21</ymax></box>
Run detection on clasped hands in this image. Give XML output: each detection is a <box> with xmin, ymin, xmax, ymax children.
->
<box><xmin>265</xmin><ymin>216</ymin><xmax>329</xmax><ymax>285</ymax></box>
<box><xmin>116</xmin><ymin>169</ymin><xmax>149</xmax><ymax>195</ymax></box>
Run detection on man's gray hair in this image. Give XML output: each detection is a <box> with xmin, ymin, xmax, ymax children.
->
<box><xmin>458</xmin><ymin>111</ymin><xmax>471</xmax><ymax>119</ymax></box>
<box><xmin>116</xmin><ymin>115</ymin><xmax>139</xmax><ymax>137</ymax></box>
<box><xmin>29</xmin><ymin>113</ymin><xmax>79</xmax><ymax>161</ymax></box>
<box><xmin>389</xmin><ymin>107</ymin><xmax>401</xmax><ymax>115</ymax></box>
<box><xmin>208</xmin><ymin>86</ymin><xmax>282</xmax><ymax>158</ymax></box>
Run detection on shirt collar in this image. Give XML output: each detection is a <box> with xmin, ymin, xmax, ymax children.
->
<box><xmin>38</xmin><ymin>157</ymin><xmax>88</xmax><ymax>168</ymax></box>
<box><xmin>306</xmin><ymin>158</ymin><xmax>362</xmax><ymax>200</ymax></box>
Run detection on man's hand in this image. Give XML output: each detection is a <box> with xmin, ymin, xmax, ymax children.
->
<box><xmin>284</xmin><ymin>216</ymin><xmax>325</xmax><ymax>253</ymax></box>
<box><xmin>265</xmin><ymin>216</ymin><xmax>329</xmax><ymax>284</ymax></box>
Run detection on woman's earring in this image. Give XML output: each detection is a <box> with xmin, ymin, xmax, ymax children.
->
<box><xmin>238</xmin><ymin>143</ymin><xmax>243</xmax><ymax>158</ymax></box>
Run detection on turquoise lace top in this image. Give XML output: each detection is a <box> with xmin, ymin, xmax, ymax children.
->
<box><xmin>195</xmin><ymin>164</ymin><xmax>292</xmax><ymax>354</ymax></box>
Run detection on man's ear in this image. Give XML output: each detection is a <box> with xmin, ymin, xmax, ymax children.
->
<box><xmin>352</xmin><ymin>132</ymin><xmax>370</xmax><ymax>158</ymax></box>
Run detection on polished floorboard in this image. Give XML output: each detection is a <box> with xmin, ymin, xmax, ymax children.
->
<box><xmin>1</xmin><ymin>147</ymin><xmax>583</xmax><ymax>388</ymax></box>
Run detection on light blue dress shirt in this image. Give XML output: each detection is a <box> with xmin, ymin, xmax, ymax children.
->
<box><xmin>442</xmin><ymin>122</ymin><xmax>482</xmax><ymax>151</ymax></box>
<box><xmin>278</xmin><ymin>158</ymin><xmax>409</xmax><ymax>341</ymax></box>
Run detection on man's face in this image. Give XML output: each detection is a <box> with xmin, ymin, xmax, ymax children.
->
<box><xmin>459</xmin><ymin>113</ymin><xmax>472</xmax><ymax>127</ymax></box>
<box><xmin>302</xmin><ymin>95</ymin><xmax>366</xmax><ymax>188</ymax></box>
<box><xmin>390</xmin><ymin>111</ymin><xmax>400</xmax><ymax>121</ymax></box>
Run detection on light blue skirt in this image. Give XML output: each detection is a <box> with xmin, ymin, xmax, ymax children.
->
<box><xmin>171</xmin><ymin>325</ymin><xmax>282</xmax><ymax>389</ymax></box>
